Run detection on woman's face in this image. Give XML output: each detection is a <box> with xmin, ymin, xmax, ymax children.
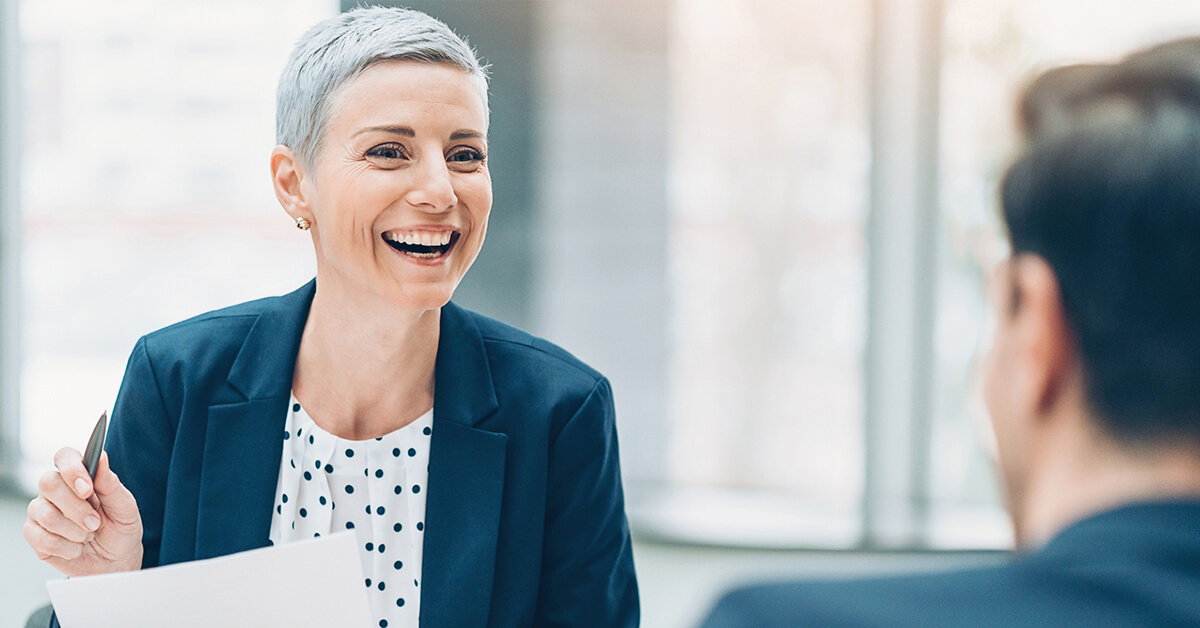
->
<box><xmin>302</xmin><ymin>59</ymin><xmax>491</xmax><ymax>312</ymax></box>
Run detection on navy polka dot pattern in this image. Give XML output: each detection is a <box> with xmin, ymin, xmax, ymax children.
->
<box><xmin>270</xmin><ymin>393</ymin><xmax>432</xmax><ymax>628</ymax></box>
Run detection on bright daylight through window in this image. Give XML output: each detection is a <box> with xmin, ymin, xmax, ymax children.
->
<box><xmin>7</xmin><ymin>0</ymin><xmax>1200</xmax><ymax>551</ymax></box>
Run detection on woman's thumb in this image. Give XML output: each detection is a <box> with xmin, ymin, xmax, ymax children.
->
<box><xmin>92</xmin><ymin>452</ymin><xmax>140</xmax><ymax>524</ymax></box>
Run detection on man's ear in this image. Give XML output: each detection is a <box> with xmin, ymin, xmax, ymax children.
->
<box><xmin>1009</xmin><ymin>254</ymin><xmax>1075</xmax><ymax>416</ymax></box>
<box><xmin>270</xmin><ymin>145</ymin><xmax>313</xmax><ymax>223</ymax></box>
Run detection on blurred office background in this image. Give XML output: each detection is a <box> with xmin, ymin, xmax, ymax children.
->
<box><xmin>3</xmin><ymin>0</ymin><xmax>1200</xmax><ymax>626</ymax></box>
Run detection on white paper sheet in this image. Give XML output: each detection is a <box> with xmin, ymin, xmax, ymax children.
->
<box><xmin>46</xmin><ymin>531</ymin><xmax>372</xmax><ymax>628</ymax></box>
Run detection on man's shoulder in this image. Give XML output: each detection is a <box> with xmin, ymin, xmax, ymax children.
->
<box><xmin>699</xmin><ymin>550</ymin><xmax>1200</xmax><ymax>628</ymax></box>
<box><xmin>701</xmin><ymin>564</ymin><xmax>1026</xmax><ymax>628</ymax></box>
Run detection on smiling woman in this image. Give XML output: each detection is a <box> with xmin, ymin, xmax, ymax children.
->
<box><xmin>22</xmin><ymin>8</ymin><xmax>639</xmax><ymax>628</ymax></box>
<box><xmin>273</xmin><ymin>59</ymin><xmax>493</xmax><ymax>320</ymax></box>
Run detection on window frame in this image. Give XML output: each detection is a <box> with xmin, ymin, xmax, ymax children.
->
<box><xmin>0</xmin><ymin>0</ymin><xmax>23</xmax><ymax>494</ymax></box>
<box><xmin>862</xmin><ymin>0</ymin><xmax>946</xmax><ymax>549</ymax></box>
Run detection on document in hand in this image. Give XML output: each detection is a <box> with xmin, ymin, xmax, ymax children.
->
<box><xmin>47</xmin><ymin>531</ymin><xmax>373</xmax><ymax>628</ymax></box>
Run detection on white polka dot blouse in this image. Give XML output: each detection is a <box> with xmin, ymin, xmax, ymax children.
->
<box><xmin>269</xmin><ymin>393</ymin><xmax>433</xmax><ymax>628</ymax></box>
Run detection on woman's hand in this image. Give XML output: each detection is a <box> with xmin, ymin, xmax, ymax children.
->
<box><xmin>24</xmin><ymin>448</ymin><xmax>144</xmax><ymax>576</ymax></box>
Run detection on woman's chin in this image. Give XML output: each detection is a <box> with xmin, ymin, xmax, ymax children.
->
<box><xmin>386</xmin><ymin>284</ymin><xmax>457</xmax><ymax>313</ymax></box>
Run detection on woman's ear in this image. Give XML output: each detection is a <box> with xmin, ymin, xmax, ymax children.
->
<box><xmin>271</xmin><ymin>145</ymin><xmax>313</xmax><ymax>223</ymax></box>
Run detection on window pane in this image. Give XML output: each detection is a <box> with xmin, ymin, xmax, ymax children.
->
<box><xmin>19</xmin><ymin>0</ymin><xmax>334</xmax><ymax>476</ymax></box>
<box><xmin>665</xmin><ymin>0</ymin><xmax>870</xmax><ymax>545</ymax></box>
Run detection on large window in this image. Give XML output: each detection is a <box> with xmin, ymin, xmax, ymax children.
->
<box><xmin>7</xmin><ymin>0</ymin><xmax>1200</xmax><ymax>551</ymax></box>
<box><xmin>656</xmin><ymin>0</ymin><xmax>1200</xmax><ymax>549</ymax></box>
<box><xmin>662</xmin><ymin>0</ymin><xmax>869</xmax><ymax>547</ymax></box>
<box><xmin>17</xmin><ymin>0</ymin><xmax>335</xmax><ymax>479</ymax></box>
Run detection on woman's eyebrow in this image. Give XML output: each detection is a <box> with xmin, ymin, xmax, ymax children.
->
<box><xmin>354</xmin><ymin>125</ymin><xmax>416</xmax><ymax>138</ymax></box>
<box><xmin>352</xmin><ymin>127</ymin><xmax>482</xmax><ymax>141</ymax></box>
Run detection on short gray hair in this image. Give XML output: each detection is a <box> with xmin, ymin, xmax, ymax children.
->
<box><xmin>276</xmin><ymin>6</ymin><xmax>489</xmax><ymax>168</ymax></box>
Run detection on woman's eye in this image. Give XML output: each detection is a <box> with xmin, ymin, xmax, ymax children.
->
<box><xmin>365</xmin><ymin>144</ymin><xmax>406</xmax><ymax>161</ymax></box>
<box><xmin>447</xmin><ymin>149</ymin><xmax>486</xmax><ymax>169</ymax></box>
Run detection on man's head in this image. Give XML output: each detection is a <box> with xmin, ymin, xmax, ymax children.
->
<box><xmin>984</xmin><ymin>39</ymin><xmax>1200</xmax><ymax>543</ymax></box>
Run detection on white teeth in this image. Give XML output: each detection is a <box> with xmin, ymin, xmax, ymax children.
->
<box><xmin>385</xmin><ymin>230</ymin><xmax>456</xmax><ymax>249</ymax></box>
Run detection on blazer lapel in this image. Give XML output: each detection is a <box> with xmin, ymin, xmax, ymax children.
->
<box><xmin>194</xmin><ymin>281</ymin><xmax>315</xmax><ymax>560</ymax></box>
<box><xmin>195</xmin><ymin>398</ymin><xmax>290</xmax><ymax>559</ymax></box>
<box><xmin>420</xmin><ymin>302</ymin><xmax>507</xmax><ymax>627</ymax></box>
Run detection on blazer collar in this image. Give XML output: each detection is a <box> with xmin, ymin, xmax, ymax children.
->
<box><xmin>226</xmin><ymin>280</ymin><xmax>315</xmax><ymax>401</ymax></box>
<box><xmin>1036</xmin><ymin>499</ymin><xmax>1200</xmax><ymax>564</ymax></box>
<box><xmin>434</xmin><ymin>301</ymin><xmax>501</xmax><ymax>426</ymax></box>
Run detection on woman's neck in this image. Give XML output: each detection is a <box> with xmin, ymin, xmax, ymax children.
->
<box><xmin>292</xmin><ymin>282</ymin><xmax>440</xmax><ymax>440</ymax></box>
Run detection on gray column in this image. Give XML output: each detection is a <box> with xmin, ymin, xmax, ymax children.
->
<box><xmin>533</xmin><ymin>0</ymin><xmax>669</xmax><ymax>484</ymax></box>
<box><xmin>0</xmin><ymin>0</ymin><xmax>24</xmax><ymax>491</ymax></box>
<box><xmin>862</xmin><ymin>0</ymin><xmax>943</xmax><ymax>548</ymax></box>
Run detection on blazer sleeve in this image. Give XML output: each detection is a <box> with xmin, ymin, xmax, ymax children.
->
<box><xmin>535</xmin><ymin>377</ymin><xmax>640</xmax><ymax>627</ymax></box>
<box><xmin>104</xmin><ymin>336</ymin><xmax>177</xmax><ymax>569</ymax></box>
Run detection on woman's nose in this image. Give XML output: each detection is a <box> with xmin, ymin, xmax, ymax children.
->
<box><xmin>405</xmin><ymin>158</ymin><xmax>458</xmax><ymax>212</ymax></box>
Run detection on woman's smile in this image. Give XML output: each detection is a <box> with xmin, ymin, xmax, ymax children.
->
<box><xmin>381</xmin><ymin>227</ymin><xmax>461</xmax><ymax>263</ymax></box>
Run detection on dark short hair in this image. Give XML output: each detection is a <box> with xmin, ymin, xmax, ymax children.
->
<box><xmin>1000</xmin><ymin>38</ymin><xmax>1200</xmax><ymax>445</ymax></box>
<box><xmin>1016</xmin><ymin>63</ymin><xmax>1109</xmax><ymax>139</ymax></box>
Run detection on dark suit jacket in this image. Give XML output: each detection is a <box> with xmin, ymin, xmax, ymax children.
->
<box><xmin>55</xmin><ymin>280</ymin><xmax>638</xmax><ymax>627</ymax></box>
<box><xmin>701</xmin><ymin>501</ymin><xmax>1200</xmax><ymax>627</ymax></box>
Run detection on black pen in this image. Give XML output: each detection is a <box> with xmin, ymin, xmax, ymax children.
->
<box><xmin>82</xmin><ymin>411</ymin><xmax>108</xmax><ymax>480</ymax></box>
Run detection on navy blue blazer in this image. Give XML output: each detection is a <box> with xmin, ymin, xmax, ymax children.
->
<box><xmin>67</xmin><ymin>280</ymin><xmax>638</xmax><ymax>627</ymax></box>
<box><xmin>701</xmin><ymin>500</ymin><xmax>1200</xmax><ymax>627</ymax></box>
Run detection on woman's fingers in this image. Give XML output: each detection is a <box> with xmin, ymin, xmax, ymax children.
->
<box><xmin>27</xmin><ymin>451</ymin><xmax>144</xmax><ymax>577</ymax></box>
<box><xmin>26</xmin><ymin>496</ymin><xmax>93</xmax><ymax>543</ymax></box>
<box><xmin>23</xmin><ymin>515</ymin><xmax>85</xmax><ymax>561</ymax></box>
<box><xmin>37</xmin><ymin>467</ymin><xmax>101</xmax><ymax>533</ymax></box>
